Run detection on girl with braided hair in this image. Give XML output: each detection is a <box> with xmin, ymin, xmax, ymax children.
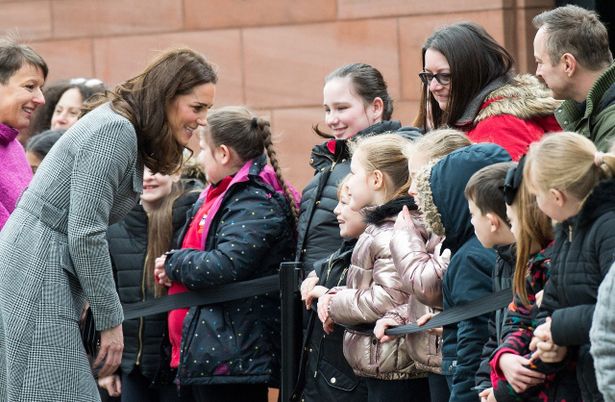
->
<box><xmin>154</xmin><ymin>106</ymin><xmax>298</xmax><ymax>402</ymax></box>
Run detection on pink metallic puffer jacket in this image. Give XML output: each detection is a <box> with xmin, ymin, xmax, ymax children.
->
<box><xmin>387</xmin><ymin>209</ymin><xmax>450</xmax><ymax>374</ymax></box>
<box><xmin>328</xmin><ymin>198</ymin><xmax>425</xmax><ymax>380</ymax></box>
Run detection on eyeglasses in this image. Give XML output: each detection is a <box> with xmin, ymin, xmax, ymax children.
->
<box><xmin>69</xmin><ymin>77</ymin><xmax>105</xmax><ymax>88</ymax></box>
<box><xmin>418</xmin><ymin>71</ymin><xmax>451</xmax><ymax>86</ymax></box>
<box><xmin>502</xmin><ymin>155</ymin><xmax>527</xmax><ymax>205</ymax></box>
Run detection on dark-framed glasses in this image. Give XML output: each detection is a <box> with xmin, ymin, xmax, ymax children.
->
<box><xmin>418</xmin><ymin>71</ymin><xmax>451</xmax><ymax>86</ymax></box>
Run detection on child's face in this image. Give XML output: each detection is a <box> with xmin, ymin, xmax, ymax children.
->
<box><xmin>468</xmin><ymin>199</ymin><xmax>496</xmax><ymax>248</ymax></box>
<box><xmin>323</xmin><ymin>77</ymin><xmax>379</xmax><ymax>139</ymax></box>
<box><xmin>198</xmin><ymin>130</ymin><xmax>225</xmax><ymax>184</ymax></box>
<box><xmin>346</xmin><ymin>151</ymin><xmax>376</xmax><ymax>210</ymax></box>
<box><xmin>334</xmin><ymin>187</ymin><xmax>367</xmax><ymax>239</ymax></box>
<box><xmin>140</xmin><ymin>167</ymin><xmax>176</xmax><ymax>211</ymax></box>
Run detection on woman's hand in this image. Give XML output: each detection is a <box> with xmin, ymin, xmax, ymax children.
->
<box><xmin>374</xmin><ymin>317</ymin><xmax>399</xmax><ymax>343</ymax></box>
<box><xmin>94</xmin><ymin>324</ymin><xmax>124</xmax><ymax>378</ymax></box>
<box><xmin>305</xmin><ymin>286</ymin><xmax>328</xmax><ymax>310</ymax></box>
<box><xmin>478</xmin><ymin>387</ymin><xmax>493</xmax><ymax>402</ymax></box>
<box><xmin>300</xmin><ymin>275</ymin><xmax>319</xmax><ymax>308</ymax></box>
<box><xmin>98</xmin><ymin>374</ymin><xmax>122</xmax><ymax>397</ymax></box>
<box><xmin>154</xmin><ymin>254</ymin><xmax>172</xmax><ymax>287</ymax></box>
<box><xmin>498</xmin><ymin>353</ymin><xmax>545</xmax><ymax>393</ymax></box>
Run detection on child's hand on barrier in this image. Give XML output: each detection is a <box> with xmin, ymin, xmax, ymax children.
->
<box><xmin>498</xmin><ymin>353</ymin><xmax>545</xmax><ymax>393</ymax></box>
<box><xmin>417</xmin><ymin>312</ymin><xmax>443</xmax><ymax>336</ymax></box>
<box><xmin>305</xmin><ymin>286</ymin><xmax>328</xmax><ymax>310</ymax></box>
<box><xmin>374</xmin><ymin>317</ymin><xmax>399</xmax><ymax>343</ymax></box>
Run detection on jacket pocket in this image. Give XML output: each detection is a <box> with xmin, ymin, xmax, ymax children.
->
<box><xmin>318</xmin><ymin>358</ymin><xmax>359</xmax><ymax>392</ymax></box>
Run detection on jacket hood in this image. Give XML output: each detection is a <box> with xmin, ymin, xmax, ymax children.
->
<box><xmin>364</xmin><ymin>196</ymin><xmax>417</xmax><ymax>226</ymax></box>
<box><xmin>575</xmin><ymin>178</ymin><xmax>615</xmax><ymax>229</ymax></box>
<box><xmin>475</xmin><ymin>74</ymin><xmax>561</xmax><ymax>123</ymax></box>
<box><xmin>415</xmin><ymin>143</ymin><xmax>511</xmax><ymax>252</ymax></box>
<box><xmin>455</xmin><ymin>74</ymin><xmax>560</xmax><ymax>127</ymax></box>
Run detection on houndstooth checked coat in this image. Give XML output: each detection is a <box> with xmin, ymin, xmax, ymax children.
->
<box><xmin>0</xmin><ymin>103</ymin><xmax>143</xmax><ymax>401</ymax></box>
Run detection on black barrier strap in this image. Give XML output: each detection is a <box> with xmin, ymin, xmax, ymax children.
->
<box><xmin>122</xmin><ymin>274</ymin><xmax>279</xmax><ymax>320</ymax></box>
<box><xmin>340</xmin><ymin>288</ymin><xmax>512</xmax><ymax>335</ymax></box>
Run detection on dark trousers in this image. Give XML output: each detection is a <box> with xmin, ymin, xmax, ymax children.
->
<box><xmin>121</xmin><ymin>369</ymin><xmax>188</xmax><ymax>402</ymax></box>
<box><xmin>191</xmin><ymin>383</ymin><xmax>268</xmax><ymax>402</ymax></box>
<box><xmin>428</xmin><ymin>374</ymin><xmax>450</xmax><ymax>402</ymax></box>
<box><xmin>364</xmin><ymin>377</ymin><xmax>430</xmax><ymax>402</ymax></box>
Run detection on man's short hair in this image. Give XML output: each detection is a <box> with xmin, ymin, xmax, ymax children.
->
<box><xmin>533</xmin><ymin>5</ymin><xmax>612</xmax><ymax>70</ymax></box>
<box><xmin>465</xmin><ymin>162</ymin><xmax>515</xmax><ymax>222</ymax></box>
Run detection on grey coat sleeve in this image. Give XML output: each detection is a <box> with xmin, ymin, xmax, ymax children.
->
<box><xmin>590</xmin><ymin>261</ymin><xmax>615</xmax><ymax>401</ymax></box>
<box><xmin>68</xmin><ymin>119</ymin><xmax>136</xmax><ymax>330</ymax></box>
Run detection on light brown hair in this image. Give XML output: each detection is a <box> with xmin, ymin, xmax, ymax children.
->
<box><xmin>349</xmin><ymin>133</ymin><xmax>412</xmax><ymax>201</ymax></box>
<box><xmin>525</xmin><ymin>132</ymin><xmax>615</xmax><ymax>202</ymax></box>
<box><xmin>533</xmin><ymin>5</ymin><xmax>612</xmax><ymax>70</ymax></box>
<box><xmin>406</xmin><ymin>128</ymin><xmax>472</xmax><ymax>162</ymax></box>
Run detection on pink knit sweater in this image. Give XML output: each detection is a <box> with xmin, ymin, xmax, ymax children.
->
<box><xmin>0</xmin><ymin>124</ymin><xmax>32</xmax><ymax>229</ymax></box>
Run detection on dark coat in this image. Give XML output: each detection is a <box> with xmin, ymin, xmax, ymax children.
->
<box><xmin>537</xmin><ymin>178</ymin><xmax>615</xmax><ymax>401</ymax></box>
<box><xmin>415</xmin><ymin>143</ymin><xmax>511</xmax><ymax>402</ymax></box>
<box><xmin>165</xmin><ymin>156</ymin><xmax>296</xmax><ymax>386</ymax></box>
<box><xmin>296</xmin><ymin>121</ymin><xmax>421</xmax><ymax>272</ymax></box>
<box><xmin>107</xmin><ymin>190</ymin><xmax>201</xmax><ymax>381</ymax></box>
<box><xmin>475</xmin><ymin>245</ymin><xmax>515</xmax><ymax>392</ymax></box>
<box><xmin>302</xmin><ymin>240</ymin><xmax>368</xmax><ymax>402</ymax></box>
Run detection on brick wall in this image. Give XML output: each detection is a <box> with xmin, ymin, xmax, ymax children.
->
<box><xmin>1</xmin><ymin>0</ymin><xmax>554</xmax><ymax>189</ymax></box>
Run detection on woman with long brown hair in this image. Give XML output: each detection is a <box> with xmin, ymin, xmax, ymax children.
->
<box><xmin>0</xmin><ymin>47</ymin><xmax>217</xmax><ymax>401</ymax></box>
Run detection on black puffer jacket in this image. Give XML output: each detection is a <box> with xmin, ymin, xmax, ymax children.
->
<box><xmin>165</xmin><ymin>156</ymin><xmax>296</xmax><ymax>386</ymax></box>
<box><xmin>302</xmin><ymin>240</ymin><xmax>367</xmax><ymax>402</ymax></box>
<box><xmin>296</xmin><ymin>121</ymin><xmax>421</xmax><ymax>272</ymax></box>
<box><xmin>537</xmin><ymin>178</ymin><xmax>615</xmax><ymax>402</ymax></box>
<box><xmin>107</xmin><ymin>190</ymin><xmax>201</xmax><ymax>381</ymax></box>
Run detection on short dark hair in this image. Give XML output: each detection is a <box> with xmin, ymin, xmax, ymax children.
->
<box><xmin>533</xmin><ymin>5</ymin><xmax>612</xmax><ymax>70</ymax></box>
<box><xmin>0</xmin><ymin>37</ymin><xmax>48</xmax><ymax>84</ymax></box>
<box><xmin>314</xmin><ymin>63</ymin><xmax>393</xmax><ymax>138</ymax></box>
<box><xmin>25</xmin><ymin>129</ymin><xmax>65</xmax><ymax>159</ymax></box>
<box><xmin>417</xmin><ymin>22</ymin><xmax>514</xmax><ymax>130</ymax></box>
<box><xmin>464</xmin><ymin>161</ymin><xmax>515</xmax><ymax>222</ymax></box>
<box><xmin>86</xmin><ymin>48</ymin><xmax>218</xmax><ymax>175</ymax></box>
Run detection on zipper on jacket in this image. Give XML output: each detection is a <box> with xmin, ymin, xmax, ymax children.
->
<box><xmin>568</xmin><ymin>224</ymin><xmax>573</xmax><ymax>242</ymax></box>
<box><xmin>136</xmin><ymin>254</ymin><xmax>148</xmax><ymax>366</ymax></box>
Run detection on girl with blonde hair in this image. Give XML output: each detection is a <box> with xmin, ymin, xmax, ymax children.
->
<box><xmin>524</xmin><ymin>132</ymin><xmax>615</xmax><ymax>402</ymax></box>
<box><xmin>317</xmin><ymin>133</ymin><xmax>430</xmax><ymax>402</ymax></box>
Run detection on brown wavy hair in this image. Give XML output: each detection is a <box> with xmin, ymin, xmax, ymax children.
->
<box><xmin>85</xmin><ymin>48</ymin><xmax>218</xmax><ymax>175</ymax></box>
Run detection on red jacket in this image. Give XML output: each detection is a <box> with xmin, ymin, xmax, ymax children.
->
<box><xmin>456</xmin><ymin>75</ymin><xmax>561</xmax><ymax>160</ymax></box>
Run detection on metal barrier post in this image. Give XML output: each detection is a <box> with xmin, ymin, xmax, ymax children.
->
<box><xmin>279</xmin><ymin>262</ymin><xmax>303</xmax><ymax>402</ymax></box>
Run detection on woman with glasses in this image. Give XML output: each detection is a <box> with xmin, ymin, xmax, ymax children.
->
<box><xmin>416</xmin><ymin>22</ymin><xmax>561</xmax><ymax>160</ymax></box>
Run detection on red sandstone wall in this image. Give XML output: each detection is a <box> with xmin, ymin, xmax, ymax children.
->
<box><xmin>1</xmin><ymin>0</ymin><xmax>554</xmax><ymax>190</ymax></box>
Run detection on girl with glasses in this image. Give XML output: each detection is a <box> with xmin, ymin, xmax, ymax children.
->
<box><xmin>416</xmin><ymin>22</ymin><xmax>561</xmax><ymax>160</ymax></box>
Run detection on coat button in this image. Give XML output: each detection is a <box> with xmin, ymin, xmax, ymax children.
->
<box><xmin>330</xmin><ymin>377</ymin><xmax>336</xmax><ymax>384</ymax></box>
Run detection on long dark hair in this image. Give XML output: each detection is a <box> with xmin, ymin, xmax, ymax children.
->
<box><xmin>314</xmin><ymin>63</ymin><xmax>393</xmax><ymax>138</ymax></box>
<box><xmin>86</xmin><ymin>48</ymin><xmax>218</xmax><ymax>175</ymax></box>
<box><xmin>416</xmin><ymin>22</ymin><xmax>514</xmax><ymax>130</ymax></box>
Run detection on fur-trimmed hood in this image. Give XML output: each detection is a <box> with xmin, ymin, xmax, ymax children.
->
<box><xmin>414</xmin><ymin>144</ymin><xmax>511</xmax><ymax>253</ymax></box>
<box><xmin>456</xmin><ymin>74</ymin><xmax>561</xmax><ymax>127</ymax></box>
<box><xmin>475</xmin><ymin>74</ymin><xmax>561</xmax><ymax>123</ymax></box>
<box><xmin>363</xmin><ymin>196</ymin><xmax>417</xmax><ymax>226</ymax></box>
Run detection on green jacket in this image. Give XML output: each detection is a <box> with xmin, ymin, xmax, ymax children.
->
<box><xmin>556</xmin><ymin>62</ymin><xmax>615</xmax><ymax>151</ymax></box>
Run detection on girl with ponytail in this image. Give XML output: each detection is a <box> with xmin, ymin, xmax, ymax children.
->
<box><xmin>154</xmin><ymin>106</ymin><xmax>298</xmax><ymax>402</ymax></box>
